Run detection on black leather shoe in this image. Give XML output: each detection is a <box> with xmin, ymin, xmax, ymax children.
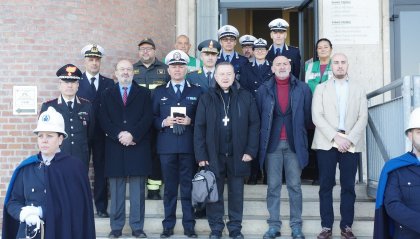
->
<box><xmin>160</xmin><ymin>228</ymin><xmax>174</xmax><ymax>238</ymax></box>
<box><xmin>132</xmin><ymin>229</ymin><xmax>148</xmax><ymax>238</ymax></box>
<box><xmin>98</xmin><ymin>211</ymin><xmax>110</xmax><ymax>218</ymax></box>
<box><xmin>184</xmin><ymin>230</ymin><xmax>198</xmax><ymax>238</ymax></box>
<box><xmin>108</xmin><ymin>230</ymin><xmax>122</xmax><ymax>238</ymax></box>
<box><xmin>147</xmin><ymin>190</ymin><xmax>162</xmax><ymax>200</ymax></box>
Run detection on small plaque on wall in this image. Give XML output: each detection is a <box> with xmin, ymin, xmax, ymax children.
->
<box><xmin>13</xmin><ymin>86</ymin><xmax>37</xmax><ymax>115</ymax></box>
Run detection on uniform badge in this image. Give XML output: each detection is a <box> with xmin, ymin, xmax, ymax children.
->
<box><xmin>134</xmin><ymin>69</ymin><xmax>140</xmax><ymax>74</ymax></box>
<box><xmin>157</xmin><ymin>69</ymin><xmax>165</xmax><ymax>74</ymax></box>
<box><xmin>174</xmin><ymin>52</ymin><xmax>181</xmax><ymax>61</ymax></box>
<box><xmin>161</xmin><ymin>97</ymin><xmax>168</xmax><ymax>101</ymax></box>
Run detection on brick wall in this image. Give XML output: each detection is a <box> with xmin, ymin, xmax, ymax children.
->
<box><xmin>0</xmin><ymin>0</ymin><xmax>176</xmax><ymax>229</ymax></box>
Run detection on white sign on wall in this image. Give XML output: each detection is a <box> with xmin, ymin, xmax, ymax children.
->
<box><xmin>323</xmin><ymin>0</ymin><xmax>380</xmax><ymax>45</ymax></box>
<box><xmin>13</xmin><ymin>86</ymin><xmax>37</xmax><ymax>115</ymax></box>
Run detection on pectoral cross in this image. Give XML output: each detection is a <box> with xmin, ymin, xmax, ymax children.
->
<box><xmin>222</xmin><ymin>116</ymin><xmax>230</xmax><ymax>126</ymax></box>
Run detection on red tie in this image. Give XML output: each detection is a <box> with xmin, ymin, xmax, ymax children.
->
<box><xmin>122</xmin><ymin>87</ymin><xmax>128</xmax><ymax>106</ymax></box>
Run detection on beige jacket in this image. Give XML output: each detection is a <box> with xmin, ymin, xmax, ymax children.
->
<box><xmin>311</xmin><ymin>79</ymin><xmax>368</xmax><ymax>152</ymax></box>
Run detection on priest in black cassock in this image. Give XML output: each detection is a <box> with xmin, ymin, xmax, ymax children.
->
<box><xmin>194</xmin><ymin>62</ymin><xmax>260</xmax><ymax>239</ymax></box>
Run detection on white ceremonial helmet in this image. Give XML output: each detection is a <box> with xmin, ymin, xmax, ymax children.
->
<box><xmin>33</xmin><ymin>107</ymin><xmax>68</xmax><ymax>138</ymax></box>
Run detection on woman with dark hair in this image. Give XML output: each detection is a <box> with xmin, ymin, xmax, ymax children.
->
<box><xmin>303</xmin><ymin>38</ymin><xmax>333</xmax><ymax>184</ymax></box>
<box><xmin>305</xmin><ymin>38</ymin><xmax>333</xmax><ymax>93</ymax></box>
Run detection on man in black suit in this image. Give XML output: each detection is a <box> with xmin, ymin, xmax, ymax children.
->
<box><xmin>100</xmin><ymin>59</ymin><xmax>153</xmax><ymax>238</ymax></box>
<box><xmin>77</xmin><ymin>44</ymin><xmax>115</xmax><ymax>218</ymax></box>
<box><xmin>266</xmin><ymin>18</ymin><xmax>301</xmax><ymax>79</ymax></box>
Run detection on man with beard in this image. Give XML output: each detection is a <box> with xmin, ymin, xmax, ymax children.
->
<box><xmin>257</xmin><ymin>56</ymin><xmax>311</xmax><ymax>239</ymax></box>
<box><xmin>374</xmin><ymin>108</ymin><xmax>420</xmax><ymax>239</ymax></box>
<box><xmin>100</xmin><ymin>59</ymin><xmax>153</xmax><ymax>238</ymax></box>
<box><xmin>312</xmin><ymin>53</ymin><xmax>367</xmax><ymax>239</ymax></box>
<box><xmin>238</xmin><ymin>35</ymin><xmax>257</xmax><ymax>62</ymax></box>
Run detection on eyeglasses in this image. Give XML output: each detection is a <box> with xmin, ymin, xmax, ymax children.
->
<box><xmin>221</xmin><ymin>38</ymin><xmax>236</xmax><ymax>42</ymax></box>
<box><xmin>138</xmin><ymin>47</ymin><xmax>154</xmax><ymax>52</ymax></box>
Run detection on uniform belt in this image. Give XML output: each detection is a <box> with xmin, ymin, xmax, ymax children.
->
<box><xmin>337</xmin><ymin>129</ymin><xmax>346</xmax><ymax>134</ymax></box>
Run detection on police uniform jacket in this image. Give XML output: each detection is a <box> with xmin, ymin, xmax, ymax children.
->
<box><xmin>186</xmin><ymin>67</ymin><xmax>215</xmax><ymax>93</ymax></box>
<box><xmin>239</xmin><ymin>60</ymin><xmax>272</xmax><ymax>96</ymax></box>
<box><xmin>194</xmin><ymin>82</ymin><xmax>260</xmax><ymax>177</ymax></box>
<box><xmin>216</xmin><ymin>51</ymin><xmax>248</xmax><ymax>77</ymax></box>
<box><xmin>99</xmin><ymin>83</ymin><xmax>153</xmax><ymax>177</ymax></box>
<box><xmin>152</xmin><ymin>81</ymin><xmax>202</xmax><ymax>154</ymax></box>
<box><xmin>40</xmin><ymin>96</ymin><xmax>94</xmax><ymax>166</ymax></box>
<box><xmin>77</xmin><ymin>73</ymin><xmax>115</xmax><ymax>141</ymax></box>
<box><xmin>266</xmin><ymin>44</ymin><xmax>301</xmax><ymax>78</ymax></box>
<box><xmin>133</xmin><ymin>58</ymin><xmax>170</xmax><ymax>91</ymax></box>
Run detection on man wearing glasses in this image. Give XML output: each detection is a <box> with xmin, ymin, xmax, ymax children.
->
<box><xmin>133</xmin><ymin>38</ymin><xmax>170</xmax><ymax>200</ymax></box>
<box><xmin>216</xmin><ymin>25</ymin><xmax>248</xmax><ymax>77</ymax></box>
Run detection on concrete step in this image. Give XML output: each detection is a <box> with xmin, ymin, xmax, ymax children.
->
<box><xmin>117</xmin><ymin>199</ymin><xmax>375</xmax><ymax>218</ymax></box>
<box><xmin>130</xmin><ymin>183</ymin><xmax>372</xmax><ymax>201</ymax></box>
<box><xmin>95</xmin><ymin>183</ymin><xmax>374</xmax><ymax>238</ymax></box>
<box><xmin>95</xmin><ymin>218</ymin><xmax>373</xmax><ymax>238</ymax></box>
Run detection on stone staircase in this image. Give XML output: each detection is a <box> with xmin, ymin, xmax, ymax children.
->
<box><xmin>94</xmin><ymin>183</ymin><xmax>375</xmax><ymax>239</ymax></box>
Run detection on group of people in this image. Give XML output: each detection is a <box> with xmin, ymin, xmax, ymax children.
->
<box><xmin>4</xmin><ymin>15</ymin><xmax>417</xmax><ymax>239</ymax></box>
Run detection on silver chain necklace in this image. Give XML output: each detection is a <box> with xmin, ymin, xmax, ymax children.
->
<box><xmin>219</xmin><ymin>91</ymin><xmax>231</xmax><ymax>126</ymax></box>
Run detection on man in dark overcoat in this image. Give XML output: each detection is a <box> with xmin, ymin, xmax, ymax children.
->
<box><xmin>194</xmin><ymin>62</ymin><xmax>260</xmax><ymax>239</ymax></box>
<box><xmin>99</xmin><ymin>59</ymin><xmax>153</xmax><ymax>238</ymax></box>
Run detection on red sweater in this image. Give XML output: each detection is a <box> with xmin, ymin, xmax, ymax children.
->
<box><xmin>275</xmin><ymin>76</ymin><xmax>289</xmax><ymax>140</ymax></box>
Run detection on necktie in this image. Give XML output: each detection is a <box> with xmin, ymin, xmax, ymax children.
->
<box><xmin>276</xmin><ymin>48</ymin><xmax>281</xmax><ymax>56</ymax></box>
<box><xmin>122</xmin><ymin>87</ymin><xmax>128</xmax><ymax>106</ymax></box>
<box><xmin>225</xmin><ymin>55</ymin><xmax>230</xmax><ymax>62</ymax></box>
<box><xmin>90</xmin><ymin>77</ymin><xmax>97</xmax><ymax>93</ymax></box>
<box><xmin>206</xmin><ymin>72</ymin><xmax>212</xmax><ymax>86</ymax></box>
<box><xmin>175</xmin><ymin>84</ymin><xmax>181</xmax><ymax>99</ymax></box>
<box><xmin>67</xmin><ymin>101</ymin><xmax>73</xmax><ymax>111</ymax></box>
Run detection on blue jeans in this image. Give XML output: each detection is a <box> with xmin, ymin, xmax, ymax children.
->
<box><xmin>317</xmin><ymin>148</ymin><xmax>359</xmax><ymax>230</ymax></box>
<box><xmin>265</xmin><ymin>140</ymin><xmax>303</xmax><ymax>231</ymax></box>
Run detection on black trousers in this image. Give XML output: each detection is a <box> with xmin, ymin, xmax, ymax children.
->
<box><xmin>90</xmin><ymin>137</ymin><xmax>108</xmax><ymax>213</ymax></box>
<box><xmin>206</xmin><ymin>154</ymin><xmax>244</xmax><ymax>237</ymax></box>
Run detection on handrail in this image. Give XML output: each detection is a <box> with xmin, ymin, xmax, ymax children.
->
<box><xmin>367</xmin><ymin>78</ymin><xmax>403</xmax><ymax>99</ymax></box>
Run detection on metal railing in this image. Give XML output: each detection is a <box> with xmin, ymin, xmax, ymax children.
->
<box><xmin>366</xmin><ymin>75</ymin><xmax>420</xmax><ymax>198</ymax></box>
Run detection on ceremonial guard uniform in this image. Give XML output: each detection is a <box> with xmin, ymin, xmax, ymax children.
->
<box><xmin>216</xmin><ymin>25</ymin><xmax>248</xmax><ymax>77</ymax></box>
<box><xmin>266</xmin><ymin>18</ymin><xmax>301</xmax><ymax>79</ymax></box>
<box><xmin>77</xmin><ymin>44</ymin><xmax>114</xmax><ymax>218</ymax></box>
<box><xmin>40</xmin><ymin>64</ymin><xmax>94</xmax><ymax>167</ymax></box>
<box><xmin>187</xmin><ymin>39</ymin><xmax>221</xmax><ymax>93</ymax></box>
<box><xmin>153</xmin><ymin>50</ymin><xmax>202</xmax><ymax>238</ymax></box>
<box><xmin>239</xmin><ymin>38</ymin><xmax>272</xmax><ymax>96</ymax></box>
